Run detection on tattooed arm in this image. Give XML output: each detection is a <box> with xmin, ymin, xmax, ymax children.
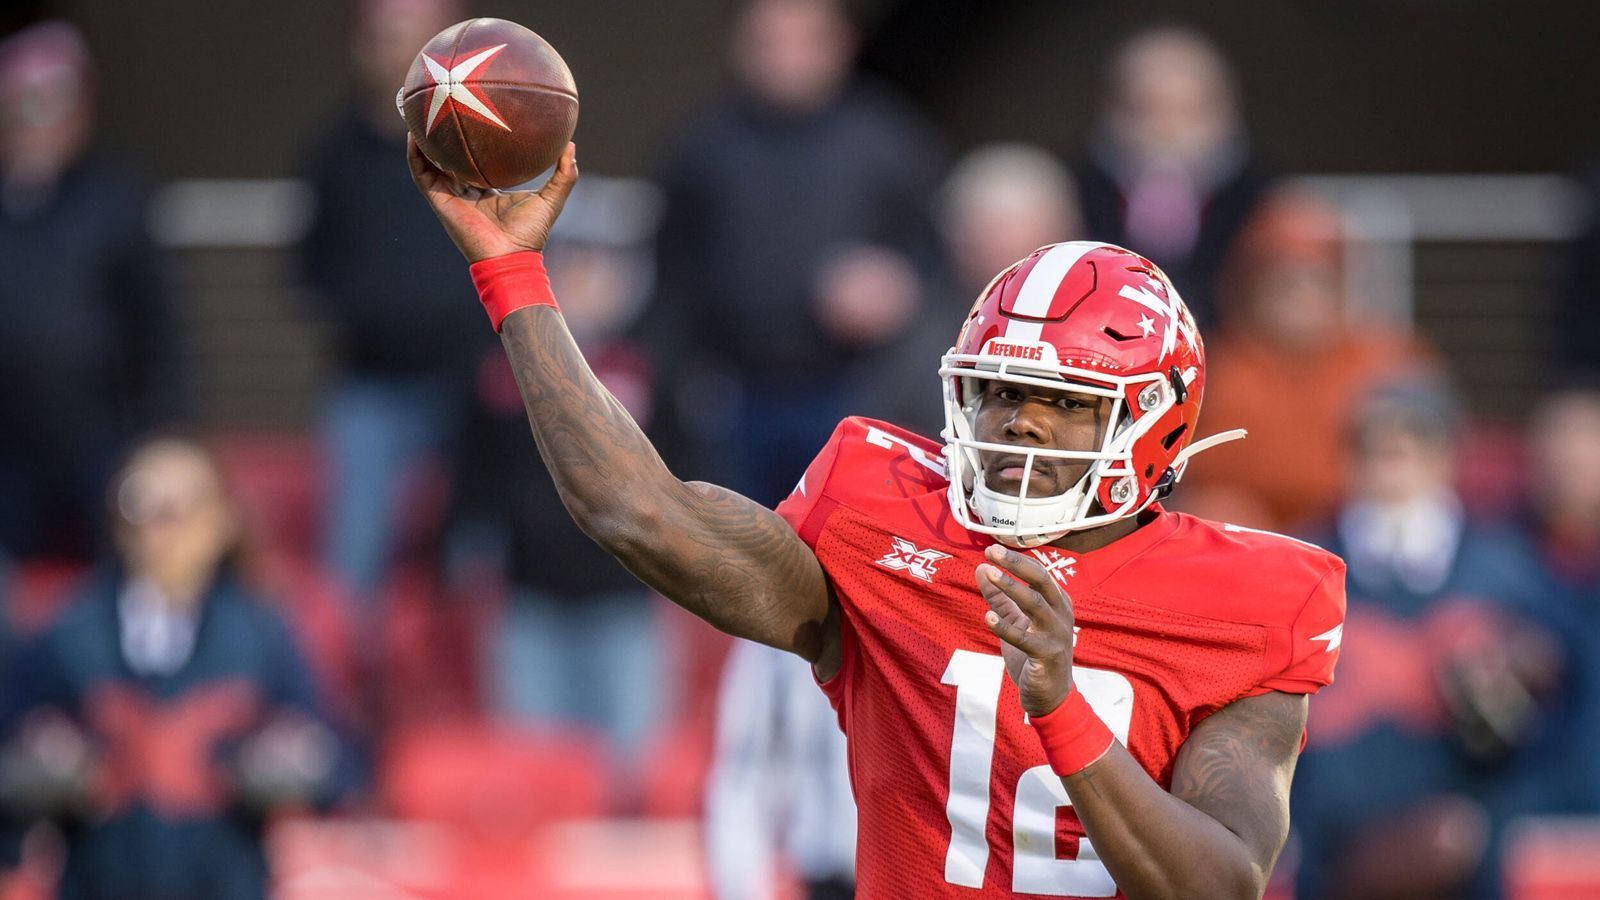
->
<box><xmin>1063</xmin><ymin>692</ymin><xmax>1306</xmax><ymax>900</ymax></box>
<box><xmin>497</xmin><ymin>309</ymin><xmax>835</xmax><ymax>659</ymax></box>
<box><xmin>980</xmin><ymin>546</ymin><xmax>1306</xmax><ymax>899</ymax></box>
<box><xmin>407</xmin><ymin>140</ymin><xmax>835</xmax><ymax>663</ymax></box>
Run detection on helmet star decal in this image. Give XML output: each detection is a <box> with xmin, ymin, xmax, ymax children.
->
<box><xmin>420</xmin><ymin>44</ymin><xmax>511</xmax><ymax>135</ymax></box>
<box><xmin>1116</xmin><ymin>272</ymin><xmax>1197</xmax><ymax>361</ymax></box>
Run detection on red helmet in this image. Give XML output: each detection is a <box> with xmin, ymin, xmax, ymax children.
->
<box><xmin>940</xmin><ymin>241</ymin><xmax>1242</xmax><ymax>547</ymax></box>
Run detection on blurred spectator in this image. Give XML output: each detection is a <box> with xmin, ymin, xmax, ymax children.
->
<box><xmin>1519</xmin><ymin>383</ymin><xmax>1600</xmax><ymax>810</ymax></box>
<box><xmin>1291</xmin><ymin>383</ymin><xmax>1562</xmax><ymax>900</ymax></box>
<box><xmin>0</xmin><ymin>437</ymin><xmax>353</xmax><ymax>900</ymax></box>
<box><xmin>652</xmin><ymin>0</ymin><xmax>943</xmax><ymax>504</ymax></box>
<box><xmin>298</xmin><ymin>0</ymin><xmax>486</xmax><ymax>602</ymax></box>
<box><xmin>0</xmin><ymin>21</ymin><xmax>185</xmax><ymax>561</ymax></box>
<box><xmin>1179</xmin><ymin>190</ymin><xmax>1433</xmax><ymax>531</ymax></box>
<box><xmin>1073</xmin><ymin>25</ymin><xmax>1267</xmax><ymax>326</ymax></box>
<box><xmin>855</xmin><ymin>142</ymin><xmax>1083</xmax><ymax>434</ymax></box>
<box><xmin>705</xmin><ymin>640</ymin><xmax>855</xmax><ymax>900</ymax></box>
<box><xmin>448</xmin><ymin>179</ymin><xmax>668</xmax><ymax>788</ymax></box>
<box><xmin>939</xmin><ymin>143</ymin><xmax>1083</xmax><ymax>299</ymax></box>
<box><xmin>1526</xmin><ymin>382</ymin><xmax>1600</xmax><ymax>604</ymax></box>
<box><xmin>1555</xmin><ymin>161</ymin><xmax>1600</xmax><ymax>377</ymax></box>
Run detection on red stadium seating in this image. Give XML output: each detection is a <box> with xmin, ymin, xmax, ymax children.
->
<box><xmin>210</xmin><ymin>432</ymin><xmax>326</xmax><ymax>562</ymax></box>
<box><xmin>211</xmin><ymin>430</ymin><xmax>452</xmax><ymax>573</ymax></box>
<box><xmin>638</xmin><ymin>600</ymin><xmax>733</xmax><ymax>817</ymax></box>
<box><xmin>251</xmin><ymin>556</ymin><xmax>363</xmax><ymax>727</ymax></box>
<box><xmin>1504</xmin><ymin>816</ymin><xmax>1600</xmax><ymax>899</ymax></box>
<box><xmin>270</xmin><ymin>814</ymin><xmax>727</xmax><ymax>900</ymax></box>
<box><xmin>1456</xmin><ymin>422</ymin><xmax>1528</xmax><ymax>519</ymax></box>
<box><xmin>379</xmin><ymin>720</ymin><xmax>609</xmax><ymax>835</ymax></box>
<box><xmin>377</xmin><ymin>565</ymin><xmax>496</xmax><ymax>725</ymax></box>
<box><xmin>4</xmin><ymin>560</ymin><xmax>85</xmax><ymax>636</ymax></box>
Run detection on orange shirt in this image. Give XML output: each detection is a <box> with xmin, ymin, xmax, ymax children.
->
<box><xmin>1182</xmin><ymin>330</ymin><xmax>1432</xmax><ymax>531</ymax></box>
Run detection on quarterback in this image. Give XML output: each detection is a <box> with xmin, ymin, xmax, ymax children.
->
<box><xmin>410</xmin><ymin>141</ymin><xmax>1345</xmax><ymax>899</ymax></box>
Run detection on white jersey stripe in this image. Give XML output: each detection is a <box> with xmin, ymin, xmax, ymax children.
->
<box><xmin>1002</xmin><ymin>241</ymin><xmax>1102</xmax><ymax>344</ymax></box>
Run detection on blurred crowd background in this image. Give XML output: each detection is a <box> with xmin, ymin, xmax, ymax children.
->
<box><xmin>1</xmin><ymin>0</ymin><xmax>1598</xmax><ymax>897</ymax></box>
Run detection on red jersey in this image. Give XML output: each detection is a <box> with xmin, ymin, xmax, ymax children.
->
<box><xmin>775</xmin><ymin>417</ymin><xmax>1346</xmax><ymax>898</ymax></box>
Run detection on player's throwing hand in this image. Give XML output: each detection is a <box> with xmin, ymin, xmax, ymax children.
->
<box><xmin>407</xmin><ymin>136</ymin><xmax>578</xmax><ymax>263</ymax></box>
<box><xmin>976</xmin><ymin>544</ymin><xmax>1076</xmax><ymax>717</ymax></box>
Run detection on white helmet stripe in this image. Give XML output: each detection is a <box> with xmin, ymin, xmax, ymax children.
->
<box><xmin>1001</xmin><ymin>241</ymin><xmax>1103</xmax><ymax>343</ymax></box>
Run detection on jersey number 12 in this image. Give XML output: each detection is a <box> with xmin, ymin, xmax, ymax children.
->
<box><xmin>941</xmin><ymin>649</ymin><xmax>1134</xmax><ymax>896</ymax></box>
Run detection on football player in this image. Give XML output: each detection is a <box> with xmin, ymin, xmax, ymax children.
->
<box><xmin>409</xmin><ymin>141</ymin><xmax>1345</xmax><ymax>899</ymax></box>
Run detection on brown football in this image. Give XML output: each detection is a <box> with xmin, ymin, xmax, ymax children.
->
<box><xmin>398</xmin><ymin>18</ymin><xmax>578</xmax><ymax>189</ymax></box>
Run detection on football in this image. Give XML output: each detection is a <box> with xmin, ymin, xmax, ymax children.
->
<box><xmin>397</xmin><ymin>18</ymin><xmax>578</xmax><ymax>190</ymax></box>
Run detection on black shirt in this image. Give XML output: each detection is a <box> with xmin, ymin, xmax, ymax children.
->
<box><xmin>651</xmin><ymin>82</ymin><xmax>944</xmax><ymax>385</ymax></box>
<box><xmin>299</xmin><ymin>110</ymin><xmax>492</xmax><ymax>376</ymax></box>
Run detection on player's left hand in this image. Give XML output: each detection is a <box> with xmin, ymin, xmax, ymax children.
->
<box><xmin>977</xmin><ymin>544</ymin><xmax>1076</xmax><ymax>717</ymax></box>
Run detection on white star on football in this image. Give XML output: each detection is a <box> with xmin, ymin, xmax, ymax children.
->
<box><xmin>421</xmin><ymin>44</ymin><xmax>511</xmax><ymax>134</ymax></box>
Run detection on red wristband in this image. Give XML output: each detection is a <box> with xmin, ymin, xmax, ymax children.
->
<box><xmin>469</xmin><ymin>250</ymin><xmax>559</xmax><ymax>331</ymax></box>
<box><xmin>1029</xmin><ymin>688</ymin><xmax>1116</xmax><ymax>777</ymax></box>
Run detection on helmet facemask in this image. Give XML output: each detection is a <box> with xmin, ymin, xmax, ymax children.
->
<box><xmin>940</xmin><ymin>351</ymin><xmax>1178</xmax><ymax>548</ymax></box>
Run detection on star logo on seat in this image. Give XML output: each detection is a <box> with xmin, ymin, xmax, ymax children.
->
<box><xmin>420</xmin><ymin>44</ymin><xmax>512</xmax><ymax>135</ymax></box>
<box><xmin>877</xmin><ymin>537</ymin><xmax>951</xmax><ymax>582</ymax></box>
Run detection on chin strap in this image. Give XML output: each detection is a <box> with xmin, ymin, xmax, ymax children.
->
<box><xmin>1174</xmin><ymin>428</ymin><xmax>1248</xmax><ymax>468</ymax></box>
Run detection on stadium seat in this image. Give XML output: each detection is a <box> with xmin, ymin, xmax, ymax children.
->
<box><xmin>3</xmin><ymin>560</ymin><xmax>86</xmax><ymax>636</ymax></box>
<box><xmin>639</xmin><ymin>600</ymin><xmax>733</xmax><ymax>817</ymax></box>
<box><xmin>210</xmin><ymin>432</ymin><xmax>325</xmax><ymax>562</ymax></box>
<box><xmin>252</xmin><ymin>556</ymin><xmax>362</xmax><ymax>727</ymax></box>
<box><xmin>1456</xmin><ymin>422</ymin><xmax>1527</xmax><ymax>519</ymax></box>
<box><xmin>270</xmin><ymin>814</ymin><xmax>724</xmax><ymax>900</ymax></box>
<box><xmin>379</xmin><ymin>720</ymin><xmax>609</xmax><ymax>837</ymax></box>
<box><xmin>377</xmin><ymin>565</ymin><xmax>496</xmax><ymax>725</ymax></box>
<box><xmin>1504</xmin><ymin>816</ymin><xmax>1600</xmax><ymax>899</ymax></box>
<box><xmin>210</xmin><ymin>430</ymin><xmax>452</xmax><ymax>572</ymax></box>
